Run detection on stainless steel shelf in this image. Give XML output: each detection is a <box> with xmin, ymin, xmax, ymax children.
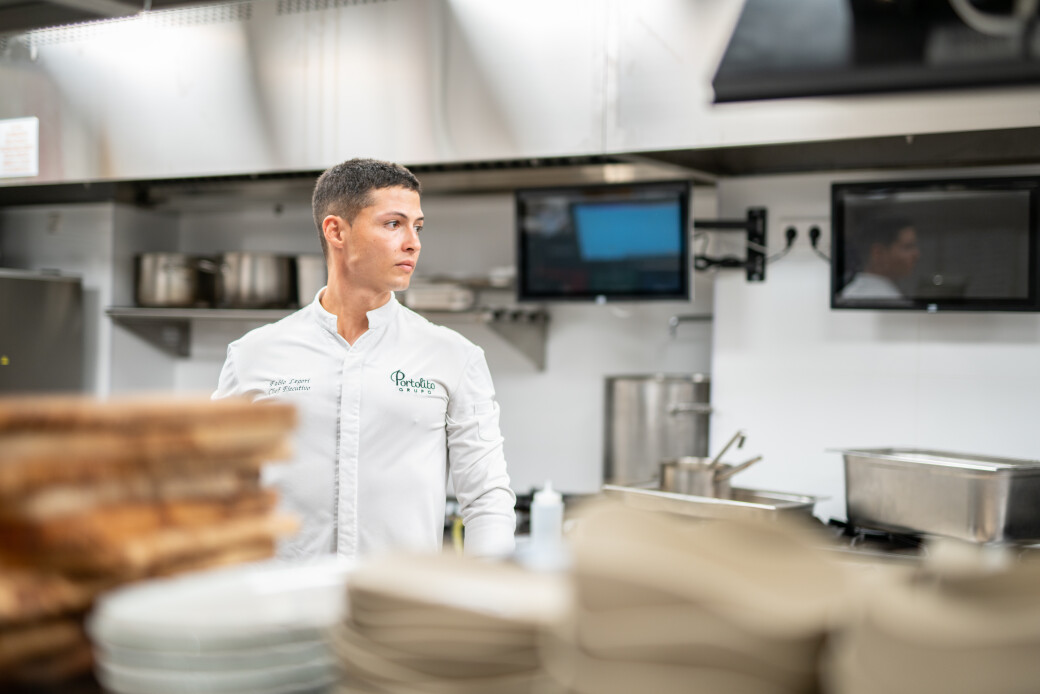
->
<box><xmin>107</xmin><ymin>307</ymin><xmax>296</xmax><ymax>321</ymax></box>
<box><xmin>106</xmin><ymin>306</ymin><xmax>550</xmax><ymax>369</ymax></box>
<box><xmin>106</xmin><ymin>307</ymin><xmax>295</xmax><ymax>357</ymax></box>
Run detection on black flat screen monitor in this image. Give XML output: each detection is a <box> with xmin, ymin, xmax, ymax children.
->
<box><xmin>516</xmin><ymin>181</ymin><xmax>691</xmax><ymax>302</ymax></box>
<box><xmin>831</xmin><ymin>176</ymin><xmax>1040</xmax><ymax>312</ymax></box>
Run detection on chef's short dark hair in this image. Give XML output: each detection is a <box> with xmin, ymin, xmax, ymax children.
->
<box><xmin>312</xmin><ymin>158</ymin><xmax>422</xmax><ymax>257</ymax></box>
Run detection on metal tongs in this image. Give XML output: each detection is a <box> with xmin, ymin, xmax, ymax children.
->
<box><xmin>706</xmin><ymin>429</ymin><xmax>763</xmax><ymax>482</ymax></box>
<box><xmin>714</xmin><ymin>454</ymin><xmax>763</xmax><ymax>482</ymax></box>
<box><xmin>707</xmin><ymin>429</ymin><xmax>746</xmax><ymax>471</ymax></box>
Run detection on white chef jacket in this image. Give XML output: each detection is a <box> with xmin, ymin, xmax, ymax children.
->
<box><xmin>839</xmin><ymin>272</ymin><xmax>905</xmax><ymax>300</ymax></box>
<box><xmin>212</xmin><ymin>290</ymin><xmax>516</xmax><ymax>559</ymax></box>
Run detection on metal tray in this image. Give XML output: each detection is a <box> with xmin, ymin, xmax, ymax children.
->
<box><xmin>600</xmin><ymin>484</ymin><xmax>821</xmax><ymax>522</ymax></box>
<box><xmin>836</xmin><ymin>448</ymin><xmax>1040</xmax><ymax>544</ymax></box>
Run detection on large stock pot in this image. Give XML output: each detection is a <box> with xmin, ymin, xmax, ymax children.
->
<box><xmin>604</xmin><ymin>374</ymin><xmax>712</xmax><ymax>486</ymax></box>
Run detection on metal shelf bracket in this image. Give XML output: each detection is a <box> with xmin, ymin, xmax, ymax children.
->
<box><xmin>482</xmin><ymin>308</ymin><xmax>549</xmax><ymax>371</ymax></box>
<box><xmin>693</xmin><ymin>207</ymin><xmax>769</xmax><ymax>282</ymax></box>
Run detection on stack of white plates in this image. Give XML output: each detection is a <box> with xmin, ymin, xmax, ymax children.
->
<box><xmin>328</xmin><ymin>553</ymin><xmax>570</xmax><ymax>694</ymax></box>
<box><xmin>400</xmin><ymin>283</ymin><xmax>475</xmax><ymax>312</ymax></box>
<box><xmin>86</xmin><ymin>556</ymin><xmax>353</xmax><ymax>694</ymax></box>
<box><xmin>543</xmin><ymin>501</ymin><xmax>854</xmax><ymax>694</ymax></box>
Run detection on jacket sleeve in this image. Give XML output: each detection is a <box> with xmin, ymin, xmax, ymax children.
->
<box><xmin>211</xmin><ymin>343</ymin><xmax>241</xmax><ymax>400</ymax></box>
<box><xmin>445</xmin><ymin>347</ymin><xmax>517</xmax><ymax>558</ymax></box>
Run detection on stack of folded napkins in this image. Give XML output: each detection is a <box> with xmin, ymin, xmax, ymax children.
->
<box><xmin>825</xmin><ymin>544</ymin><xmax>1040</xmax><ymax>694</ymax></box>
<box><xmin>330</xmin><ymin>553</ymin><xmax>570</xmax><ymax>694</ymax></box>
<box><xmin>543</xmin><ymin>501</ymin><xmax>853</xmax><ymax>694</ymax></box>
<box><xmin>0</xmin><ymin>393</ymin><xmax>299</xmax><ymax>688</ymax></box>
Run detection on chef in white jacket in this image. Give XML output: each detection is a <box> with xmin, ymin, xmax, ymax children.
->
<box><xmin>838</xmin><ymin>215</ymin><xmax>920</xmax><ymax>303</ymax></box>
<box><xmin>213</xmin><ymin>158</ymin><xmax>517</xmax><ymax>559</ymax></box>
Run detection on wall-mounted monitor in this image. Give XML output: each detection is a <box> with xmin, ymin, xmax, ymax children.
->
<box><xmin>516</xmin><ymin>181</ymin><xmax>691</xmax><ymax>302</ymax></box>
<box><xmin>831</xmin><ymin>176</ymin><xmax>1040</xmax><ymax>312</ymax></box>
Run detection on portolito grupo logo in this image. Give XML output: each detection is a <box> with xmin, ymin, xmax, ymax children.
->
<box><xmin>390</xmin><ymin>369</ymin><xmax>436</xmax><ymax>395</ymax></box>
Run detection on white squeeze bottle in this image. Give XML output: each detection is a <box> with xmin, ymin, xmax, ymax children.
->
<box><xmin>530</xmin><ymin>480</ymin><xmax>564</xmax><ymax>548</ymax></box>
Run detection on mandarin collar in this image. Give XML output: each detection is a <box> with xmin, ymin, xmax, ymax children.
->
<box><xmin>312</xmin><ymin>289</ymin><xmax>399</xmax><ymax>337</ymax></box>
<box><xmin>366</xmin><ymin>293</ymin><xmax>400</xmax><ymax>329</ymax></box>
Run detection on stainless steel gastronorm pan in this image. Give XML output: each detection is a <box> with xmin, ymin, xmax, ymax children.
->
<box><xmin>601</xmin><ymin>485</ymin><xmax>821</xmax><ymax>522</ymax></box>
<box><xmin>837</xmin><ymin>448</ymin><xmax>1040</xmax><ymax>544</ymax></box>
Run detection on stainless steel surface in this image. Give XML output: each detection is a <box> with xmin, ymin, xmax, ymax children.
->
<box><xmin>604</xmin><ymin>374</ymin><xmax>711</xmax><ymax>486</ymax></box>
<box><xmin>0</xmin><ymin>269</ymin><xmax>84</xmax><ymax>392</ymax></box>
<box><xmin>134</xmin><ymin>252</ymin><xmax>204</xmax><ymax>308</ymax></box>
<box><xmin>838</xmin><ymin>447</ymin><xmax>1040</xmax><ymax>544</ymax></box>
<box><xmin>4</xmin><ymin>0</ymin><xmax>1039</xmax><ymax>184</ymax></box>
<box><xmin>214</xmin><ymin>252</ymin><xmax>291</xmax><ymax>309</ymax></box>
<box><xmin>138</xmin><ymin>161</ymin><xmax>702</xmax><ymax>213</ymax></box>
<box><xmin>294</xmin><ymin>254</ymin><xmax>325</xmax><ymax>306</ymax></box>
<box><xmin>105</xmin><ymin>306</ymin><xmax>294</xmax><ymax>358</ymax></box>
<box><xmin>106</xmin><ymin>306</ymin><xmax>293</xmax><ymax>320</ymax></box>
<box><xmin>0</xmin><ymin>0</ymin><xmax>608</xmax><ymax>184</ymax></box>
<box><xmin>0</xmin><ymin>0</ymin><xmax>229</xmax><ymax>34</ymax></box>
<box><xmin>606</xmin><ymin>0</ymin><xmax>715</xmax><ymax>154</ymax></box>
<box><xmin>666</xmin><ymin>401</ymin><xmax>713</xmax><ymax>415</ymax></box>
<box><xmin>601</xmin><ymin>484</ymin><xmax>820</xmax><ymax>522</ymax></box>
<box><xmin>659</xmin><ymin>457</ymin><xmax>731</xmax><ymax>499</ymax></box>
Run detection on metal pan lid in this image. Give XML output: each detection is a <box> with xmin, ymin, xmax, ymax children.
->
<box><xmin>831</xmin><ymin>448</ymin><xmax>1040</xmax><ymax>472</ymax></box>
<box><xmin>605</xmin><ymin>373</ymin><xmax>710</xmax><ymax>383</ymax></box>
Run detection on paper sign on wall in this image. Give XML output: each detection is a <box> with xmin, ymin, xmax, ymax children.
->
<box><xmin>0</xmin><ymin>117</ymin><xmax>39</xmax><ymax>179</ymax></box>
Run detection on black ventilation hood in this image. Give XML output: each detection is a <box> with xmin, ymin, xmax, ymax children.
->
<box><xmin>713</xmin><ymin>0</ymin><xmax>1040</xmax><ymax>103</ymax></box>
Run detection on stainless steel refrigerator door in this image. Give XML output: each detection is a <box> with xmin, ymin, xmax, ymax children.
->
<box><xmin>0</xmin><ymin>270</ymin><xmax>85</xmax><ymax>393</ymax></box>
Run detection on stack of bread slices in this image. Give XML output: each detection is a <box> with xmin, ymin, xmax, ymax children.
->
<box><xmin>0</xmin><ymin>394</ymin><xmax>299</xmax><ymax>688</ymax></box>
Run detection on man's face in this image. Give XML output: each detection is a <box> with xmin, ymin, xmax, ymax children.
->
<box><xmin>338</xmin><ymin>186</ymin><xmax>424</xmax><ymax>294</ymax></box>
<box><xmin>871</xmin><ymin>225</ymin><xmax>920</xmax><ymax>279</ymax></box>
<box><xmin>884</xmin><ymin>226</ymin><xmax>920</xmax><ymax>278</ymax></box>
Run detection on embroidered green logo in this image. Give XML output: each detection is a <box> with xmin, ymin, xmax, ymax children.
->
<box><xmin>390</xmin><ymin>369</ymin><xmax>436</xmax><ymax>395</ymax></box>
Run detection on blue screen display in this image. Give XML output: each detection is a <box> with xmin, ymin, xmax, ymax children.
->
<box><xmin>573</xmin><ymin>201</ymin><xmax>682</xmax><ymax>260</ymax></box>
<box><xmin>516</xmin><ymin>181</ymin><xmax>690</xmax><ymax>301</ymax></box>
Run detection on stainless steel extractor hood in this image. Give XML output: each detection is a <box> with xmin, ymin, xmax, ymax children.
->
<box><xmin>713</xmin><ymin>0</ymin><xmax>1040</xmax><ymax>103</ymax></box>
<box><xmin>0</xmin><ymin>0</ymin><xmax>232</xmax><ymax>35</ymax></box>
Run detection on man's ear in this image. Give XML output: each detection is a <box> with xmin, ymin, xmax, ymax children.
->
<box><xmin>323</xmin><ymin>215</ymin><xmax>348</xmax><ymax>252</ymax></box>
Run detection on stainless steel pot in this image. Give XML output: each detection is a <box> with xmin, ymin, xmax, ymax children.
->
<box><xmin>604</xmin><ymin>374</ymin><xmax>712</xmax><ymax>486</ymax></box>
<box><xmin>659</xmin><ymin>454</ymin><xmax>763</xmax><ymax>499</ymax></box>
<box><xmin>135</xmin><ymin>253</ymin><xmax>205</xmax><ymax>308</ymax></box>
<box><xmin>212</xmin><ymin>252</ymin><xmax>292</xmax><ymax>308</ymax></box>
<box><xmin>294</xmin><ymin>254</ymin><xmax>327</xmax><ymax>306</ymax></box>
<box><xmin>660</xmin><ymin>457</ymin><xmax>732</xmax><ymax>498</ymax></box>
